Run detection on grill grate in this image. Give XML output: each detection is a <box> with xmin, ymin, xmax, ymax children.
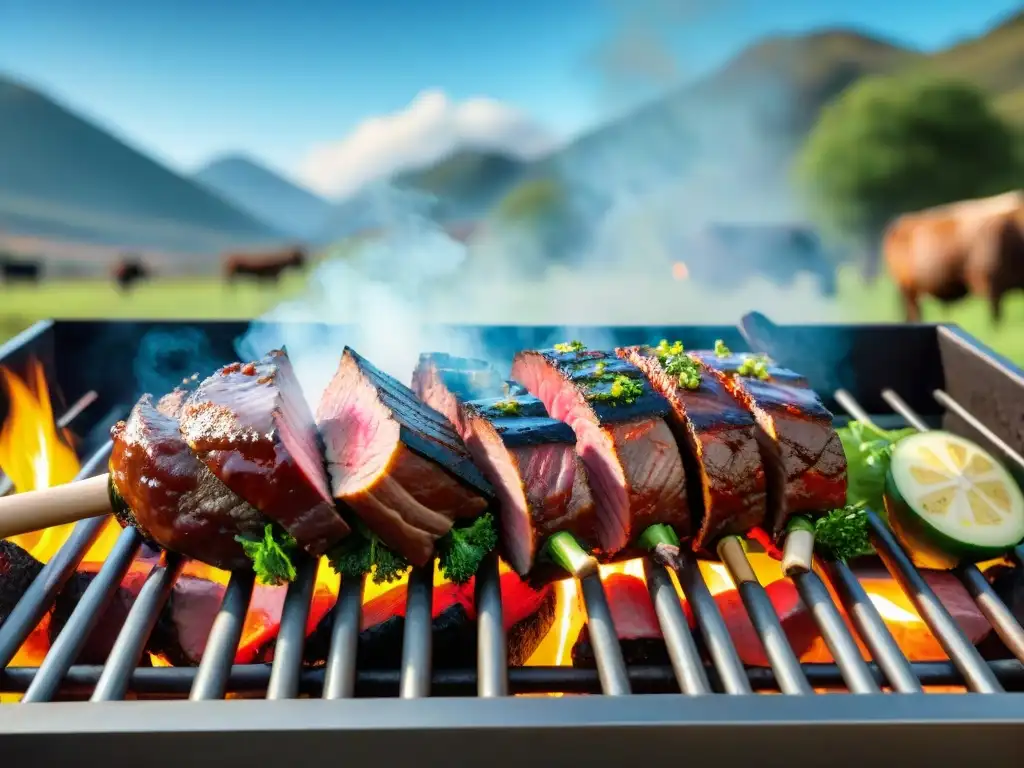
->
<box><xmin>2</xmin><ymin>320</ymin><xmax>1024</xmax><ymax>759</ymax></box>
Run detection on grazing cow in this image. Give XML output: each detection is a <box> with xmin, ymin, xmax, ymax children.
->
<box><xmin>882</xmin><ymin>191</ymin><xmax>1024</xmax><ymax>324</ymax></box>
<box><xmin>113</xmin><ymin>256</ymin><xmax>150</xmax><ymax>292</ymax></box>
<box><xmin>0</xmin><ymin>255</ymin><xmax>42</xmax><ymax>284</ymax></box>
<box><xmin>686</xmin><ymin>224</ymin><xmax>838</xmax><ymax>297</ymax></box>
<box><xmin>223</xmin><ymin>246</ymin><xmax>306</xmax><ymax>284</ymax></box>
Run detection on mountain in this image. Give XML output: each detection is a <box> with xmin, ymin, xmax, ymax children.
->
<box><xmin>0</xmin><ymin>75</ymin><xmax>283</xmax><ymax>254</ymax></box>
<box><xmin>193</xmin><ymin>155</ymin><xmax>333</xmax><ymax>241</ymax></box>
<box><xmin>392</xmin><ymin>149</ymin><xmax>526</xmax><ymax>221</ymax></box>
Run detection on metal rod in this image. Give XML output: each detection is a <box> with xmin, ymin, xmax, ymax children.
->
<box><xmin>879</xmin><ymin>389</ymin><xmax>929</xmax><ymax>431</ymax></box>
<box><xmin>933</xmin><ymin>389</ymin><xmax>1024</xmax><ymax>472</ymax></box>
<box><xmin>865</xmin><ymin>509</ymin><xmax>1003</xmax><ymax>693</ymax></box>
<box><xmin>322</xmin><ymin>574</ymin><xmax>364</xmax><ymax>700</ymax></box>
<box><xmin>791</xmin><ymin>570</ymin><xmax>880</xmax><ymax>694</ymax></box>
<box><xmin>399</xmin><ymin>564</ymin><xmax>434</xmax><ymax>699</ymax></box>
<box><xmin>578</xmin><ymin>573</ymin><xmax>632</xmax><ymax>696</ymax></box>
<box><xmin>834</xmin><ymin>388</ymin><xmax>874</xmax><ymax>425</ymax></box>
<box><xmin>819</xmin><ymin>560</ymin><xmax>922</xmax><ymax>693</ymax></box>
<box><xmin>643</xmin><ymin>558</ymin><xmax>711</xmax><ymax>695</ymax></box>
<box><xmin>189</xmin><ymin>571</ymin><xmax>255</xmax><ymax>701</ymax></box>
<box><xmin>6</xmin><ymin>660</ymin><xmax>1022</xmax><ymax>698</ymax></box>
<box><xmin>0</xmin><ymin>441</ymin><xmax>114</xmax><ymax>668</ymax></box>
<box><xmin>957</xmin><ymin>563</ymin><xmax>1024</xmax><ymax>663</ymax></box>
<box><xmin>21</xmin><ymin>527</ymin><xmax>143</xmax><ymax>703</ymax></box>
<box><xmin>90</xmin><ymin>553</ymin><xmax>184</xmax><ymax>702</ymax></box>
<box><xmin>672</xmin><ymin>552</ymin><xmax>751</xmax><ymax>694</ymax></box>
<box><xmin>474</xmin><ymin>553</ymin><xmax>508</xmax><ymax>697</ymax></box>
<box><xmin>266</xmin><ymin>556</ymin><xmax>318</xmax><ymax>701</ymax></box>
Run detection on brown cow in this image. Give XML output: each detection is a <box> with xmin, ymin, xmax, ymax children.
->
<box><xmin>883</xmin><ymin>191</ymin><xmax>1024</xmax><ymax>324</ymax></box>
<box><xmin>112</xmin><ymin>255</ymin><xmax>150</xmax><ymax>292</ymax></box>
<box><xmin>223</xmin><ymin>246</ymin><xmax>306</xmax><ymax>284</ymax></box>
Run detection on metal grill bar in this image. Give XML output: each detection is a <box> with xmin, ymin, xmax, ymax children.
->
<box><xmin>819</xmin><ymin>560</ymin><xmax>922</xmax><ymax>693</ymax></box>
<box><xmin>21</xmin><ymin>527</ymin><xmax>143</xmax><ymax>703</ymax></box>
<box><xmin>322</xmin><ymin>575</ymin><xmax>364</xmax><ymax>700</ymax></box>
<box><xmin>474</xmin><ymin>553</ymin><xmax>508</xmax><ymax>697</ymax></box>
<box><xmin>6</xmin><ymin>659</ymin><xmax>1022</xmax><ymax>698</ymax></box>
<box><xmin>879</xmin><ymin>389</ymin><xmax>928</xmax><ymax>431</ymax></box>
<box><xmin>578</xmin><ymin>573</ymin><xmax>632</xmax><ymax>695</ymax></box>
<box><xmin>0</xmin><ymin>441</ymin><xmax>113</xmax><ymax>668</ymax></box>
<box><xmin>671</xmin><ymin>552</ymin><xmax>752</xmax><ymax>694</ymax></box>
<box><xmin>643</xmin><ymin>559</ymin><xmax>710</xmax><ymax>694</ymax></box>
<box><xmin>90</xmin><ymin>553</ymin><xmax>184</xmax><ymax>702</ymax></box>
<box><xmin>190</xmin><ymin>571</ymin><xmax>255</xmax><ymax>701</ymax></box>
<box><xmin>400</xmin><ymin>564</ymin><xmax>434</xmax><ymax>699</ymax></box>
<box><xmin>791</xmin><ymin>570</ymin><xmax>880</xmax><ymax>693</ymax></box>
<box><xmin>932</xmin><ymin>389</ymin><xmax>1024</xmax><ymax>471</ymax></box>
<box><xmin>266</xmin><ymin>557</ymin><xmax>317</xmax><ymax>701</ymax></box>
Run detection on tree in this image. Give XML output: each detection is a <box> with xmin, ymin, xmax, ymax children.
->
<box><xmin>795</xmin><ymin>74</ymin><xmax>1022</xmax><ymax>279</ymax></box>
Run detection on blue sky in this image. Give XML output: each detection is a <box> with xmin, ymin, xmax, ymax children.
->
<box><xmin>1</xmin><ymin>0</ymin><xmax>1019</xmax><ymax>191</ymax></box>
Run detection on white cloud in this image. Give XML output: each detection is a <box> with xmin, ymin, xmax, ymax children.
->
<box><xmin>298</xmin><ymin>89</ymin><xmax>559</xmax><ymax>199</ymax></box>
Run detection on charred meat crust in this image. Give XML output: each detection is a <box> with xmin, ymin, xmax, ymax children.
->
<box><xmin>619</xmin><ymin>346</ymin><xmax>767</xmax><ymax>550</ymax></box>
<box><xmin>179</xmin><ymin>349</ymin><xmax>349</xmax><ymax>557</ymax></box>
<box><xmin>690</xmin><ymin>351</ymin><xmax>847</xmax><ymax>532</ymax></box>
<box><xmin>109</xmin><ymin>394</ymin><xmax>267</xmax><ymax>571</ymax></box>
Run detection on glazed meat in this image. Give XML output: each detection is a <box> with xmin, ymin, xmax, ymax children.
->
<box><xmin>109</xmin><ymin>394</ymin><xmax>267</xmax><ymax>570</ymax></box>
<box><xmin>413</xmin><ymin>353</ymin><xmax>598</xmax><ymax>574</ymax></box>
<box><xmin>179</xmin><ymin>349</ymin><xmax>348</xmax><ymax>556</ymax></box>
<box><xmin>316</xmin><ymin>348</ymin><xmax>494</xmax><ymax>567</ymax></box>
<box><xmin>511</xmin><ymin>346</ymin><xmax>688</xmax><ymax>553</ymax></box>
<box><xmin>619</xmin><ymin>345</ymin><xmax>767</xmax><ymax>550</ymax></box>
<box><xmin>690</xmin><ymin>350</ymin><xmax>847</xmax><ymax>533</ymax></box>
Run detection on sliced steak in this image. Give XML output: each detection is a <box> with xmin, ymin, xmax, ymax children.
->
<box><xmin>691</xmin><ymin>350</ymin><xmax>847</xmax><ymax>534</ymax></box>
<box><xmin>620</xmin><ymin>344</ymin><xmax>767</xmax><ymax>550</ymax></box>
<box><xmin>317</xmin><ymin>348</ymin><xmax>494</xmax><ymax>567</ymax></box>
<box><xmin>413</xmin><ymin>353</ymin><xmax>598</xmax><ymax>575</ymax></box>
<box><xmin>179</xmin><ymin>349</ymin><xmax>349</xmax><ymax>556</ymax></box>
<box><xmin>110</xmin><ymin>394</ymin><xmax>267</xmax><ymax>570</ymax></box>
<box><xmin>511</xmin><ymin>346</ymin><xmax>688</xmax><ymax>553</ymax></box>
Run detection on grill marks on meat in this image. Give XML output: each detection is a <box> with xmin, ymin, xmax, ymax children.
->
<box><xmin>413</xmin><ymin>353</ymin><xmax>597</xmax><ymax>575</ymax></box>
<box><xmin>619</xmin><ymin>346</ymin><xmax>767</xmax><ymax>550</ymax></box>
<box><xmin>511</xmin><ymin>348</ymin><xmax>688</xmax><ymax>553</ymax></box>
<box><xmin>317</xmin><ymin>348</ymin><xmax>493</xmax><ymax>567</ymax></box>
<box><xmin>109</xmin><ymin>395</ymin><xmax>266</xmax><ymax>570</ymax></box>
<box><xmin>179</xmin><ymin>349</ymin><xmax>348</xmax><ymax>556</ymax></box>
<box><xmin>691</xmin><ymin>352</ymin><xmax>847</xmax><ymax>533</ymax></box>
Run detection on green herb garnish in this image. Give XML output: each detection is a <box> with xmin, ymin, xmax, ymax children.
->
<box><xmin>714</xmin><ymin>339</ymin><xmax>731</xmax><ymax>357</ymax></box>
<box><xmin>594</xmin><ymin>361</ymin><xmax>607</xmax><ymax>375</ymax></box>
<box><xmin>814</xmin><ymin>505</ymin><xmax>875</xmax><ymax>561</ymax></box>
<box><xmin>492</xmin><ymin>398</ymin><xmax>520</xmax><ymax>416</ymax></box>
<box><xmin>736</xmin><ymin>354</ymin><xmax>771</xmax><ymax>380</ymax></box>
<box><xmin>838</xmin><ymin>420</ymin><xmax>917</xmax><ymax>514</ymax></box>
<box><xmin>587</xmin><ymin>374</ymin><xmax>644</xmax><ymax>405</ymax></box>
<box><xmin>327</xmin><ymin>522</ymin><xmax>410</xmax><ymax>585</ymax></box>
<box><xmin>436</xmin><ymin>512</ymin><xmax>499</xmax><ymax>584</ymax></box>
<box><xmin>554</xmin><ymin>340</ymin><xmax>586</xmax><ymax>354</ymax></box>
<box><xmin>654</xmin><ymin>339</ymin><xmax>701</xmax><ymax>390</ymax></box>
<box><xmin>236</xmin><ymin>524</ymin><xmax>299</xmax><ymax>586</ymax></box>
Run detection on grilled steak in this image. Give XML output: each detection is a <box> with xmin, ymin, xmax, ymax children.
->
<box><xmin>317</xmin><ymin>348</ymin><xmax>494</xmax><ymax>567</ymax></box>
<box><xmin>413</xmin><ymin>353</ymin><xmax>598</xmax><ymax>575</ymax></box>
<box><xmin>110</xmin><ymin>394</ymin><xmax>267</xmax><ymax>570</ymax></box>
<box><xmin>690</xmin><ymin>350</ymin><xmax>846</xmax><ymax>533</ymax></box>
<box><xmin>511</xmin><ymin>346</ymin><xmax>688</xmax><ymax>553</ymax></box>
<box><xmin>1</xmin><ymin>540</ymin><xmax>43</xmax><ymax>629</ymax></box>
<box><xmin>179</xmin><ymin>349</ymin><xmax>348</xmax><ymax>556</ymax></box>
<box><xmin>619</xmin><ymin>345</ymin><xmax>767</xmax><ymax>550</ymax></box>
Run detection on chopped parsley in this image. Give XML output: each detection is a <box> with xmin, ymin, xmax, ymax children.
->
<box><xmin>587</xmin><ymin>374</ymin><xmax>644</xmax><ymax>405</ymax></box>
<box><xmin>737</xmin><ymin>354</ymin><xmax>771</xmax><ymax>380</ymax></box>
<box><xmin>553</xmin><ymin>340</ymin><xmax>586</xmax><ymax>354</ymax></box>
<box><xmin>491</xmin><ymin>398</ymin><xmax>520</xmax><ymax>416</ymax></box>
<box><xmin>653</xmin><ymin>339</ymin><xmax>701</xmax><ymax>390</ymax></box>
<box><xmin>814</xmin><ymin>505</ymin><xmax>874</xmax><ymax>561</ymax></box>
<box><xmin>594</xmin><ymin>360</ymin><xmax>607</xmax><ymax>376</ymax></box>
<box><xmin>236</xmin><ymin>524</ymin><xmax>299</xmax><ymax>586</ymax></box>
<box><xmin>714</xmin><ymin>339</ymin><xmax>731</xmax><ymax>357</ymax></box>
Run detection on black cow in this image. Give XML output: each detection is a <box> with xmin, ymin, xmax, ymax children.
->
<box><xmin>0</xmin><ymin>255</ymin><xmax>43</xmax><ymax>284</ymax></box>
<box><xmin>113</xmin><ymin>256</ymin><xmax>151</xmax><ymax>292</ymax></box>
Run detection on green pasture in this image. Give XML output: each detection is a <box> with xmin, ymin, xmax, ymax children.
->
<box><xmin>2</xmin><ymin>266</ymin><xmax>1023</xmax><ymax>366</ymax></box>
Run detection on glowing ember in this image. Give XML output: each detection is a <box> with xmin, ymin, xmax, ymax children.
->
<box><xmin>672</xmin><ymin>262</ymin><xmax>689</xmax><ymax>280</ymax></box>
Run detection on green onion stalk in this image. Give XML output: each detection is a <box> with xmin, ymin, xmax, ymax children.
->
<box><xmin>542</xmin><ymin>531</ymin><xmax>600</xmax><ymax>579</ymax></box>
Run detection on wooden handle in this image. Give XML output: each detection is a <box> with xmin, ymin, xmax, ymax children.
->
<box><xmin>0</xmin><ymin>473</ymin><xmax>113</xmax><ymax>539</ymax></box>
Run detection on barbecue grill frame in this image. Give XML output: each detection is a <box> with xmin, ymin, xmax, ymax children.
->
<box><xmin>3</xmin><ymin>318</ymin><xmax>1024</xmax><ymax>763</ymax></box>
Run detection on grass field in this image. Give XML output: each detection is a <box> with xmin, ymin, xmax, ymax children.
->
<box><xmin>2</xmin><ymin>265</ymin><xmax>1024</xmax><ymax>365</ymax></box>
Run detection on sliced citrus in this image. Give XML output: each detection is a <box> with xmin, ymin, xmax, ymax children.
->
<box><xmin>884</xmin><ymin>430</ymin><xmax>1024</xmax><ymax>569</ymax></box>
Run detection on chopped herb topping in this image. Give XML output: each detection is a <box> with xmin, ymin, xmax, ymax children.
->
<box><xmin>737</xmin><ymin>354</ymin><xmax>771</xmax><ymax>380</ymax></box>
<box><xmin>491</xmin><ymin>398</ymin><xmax>520</xmax><ymax>416</ymax></box>
<box><xmin>653</xmin><ymin>339</ymin><xmax>701</xmax><ymax>390</ymax></box>
<box><xmin>553</xmin><ymin>340</ymin><xmax>586</xmax><ymax>354</ymax></box>
<box><xmin>714</xmin><ymin>339</ymin><xmax>731</xmax><ymax>357</ymax></box>
<box><xmin>594</xmin><ymin>361</ymin><xmax>607</xmax><ymax>375</ymax></box>
<box><xmin>587</xmin><ymin>374</ymin><xmax>644</xmax><ymax>405</ymax></box>
<box><xmin>814</xmin><ymin>505</ymin><xmax>874</xmax><ymax>561</ymax></box>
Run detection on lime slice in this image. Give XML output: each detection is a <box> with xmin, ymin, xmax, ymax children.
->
<box><xmin>884</xmin><ymin>430</ymin><xmax>1024</xmax><ymax>569</ymax></box>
